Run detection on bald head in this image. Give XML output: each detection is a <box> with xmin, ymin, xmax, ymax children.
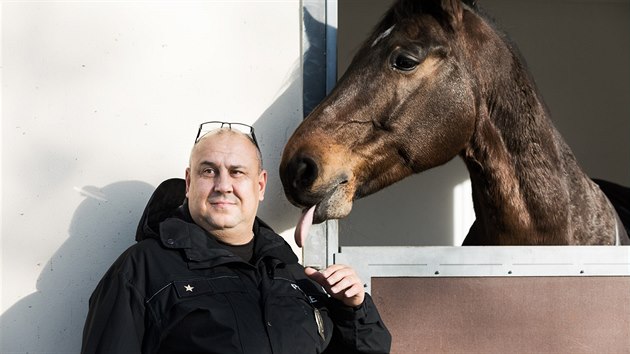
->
<box><xmin>191</xmin><ymin>129</ymin><xmax>263</xmax><ymax>172</ymax></box>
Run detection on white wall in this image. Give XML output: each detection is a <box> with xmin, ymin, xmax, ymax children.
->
<box><xmin>338</xmin><ymin>0</ymin><xmax>630</xmax><ymax>246</ymax></box>
<box><xmin>1</xmin><ymin>1</ymin><xmax>304</xmax><ymax>353</ymax></box>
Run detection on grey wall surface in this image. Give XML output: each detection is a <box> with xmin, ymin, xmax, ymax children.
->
<box><xmin>337</xmin><ymin>0</ymin><xmax>630</xmax><ymax>246</ymax></box>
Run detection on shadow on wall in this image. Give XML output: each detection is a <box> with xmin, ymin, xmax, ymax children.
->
<box><xmin>251</xmin><ymin>6</ymin><xmax>328</xmax><ymax>236</ymax></box>
<box><xmin>0</xmin><ymin>181</ymin><xmax>154</xmax><ymax>353</ymax></box>
<box><xmin>251</xmin><ymin>69</ymin><xmax>303</xmax><ymax>235</ymax></box>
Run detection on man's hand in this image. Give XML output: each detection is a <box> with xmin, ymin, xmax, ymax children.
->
<box><xmin>305</xmin><ymin>264</ymin><xmax>365</xmax><ymax>308</ymax></box>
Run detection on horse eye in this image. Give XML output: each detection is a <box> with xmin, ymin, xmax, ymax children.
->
<box><xmin>392</xmin><ymin>53</ymin><xmax>419</xmax><ymax>72</ymax></box>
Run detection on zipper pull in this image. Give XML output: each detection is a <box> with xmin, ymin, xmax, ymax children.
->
<box><xmin>313</xmin><ymin>308</ymin><xmax>325</xmax><ymax>340</ymax></box>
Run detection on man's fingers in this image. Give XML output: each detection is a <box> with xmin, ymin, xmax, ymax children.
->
<box><xmin>330</xmin><ymin>277</ymin><xmax>356</xmax><ymax>294</ymax></box>
<box><xmin>318</xmin><ymin>264</ymin><xmax>347</xmax><ymax>278</ymax></box>
<box><xmin>320</xmin><ymin>266</ymin><xmax>354</xmax><ymax>287</ymax></box>
<box><xmin>305</xmin><ymin>266</ymin><xmax>327</xmax><ymax>286</ymax></box>
<box><xmin>342</xmin><ymin>282</ymin><xmax>363</xmax><ymax>299</ymax></box>
<box><xmin>305</xmin><ymin>264</ymin><xmax>365</xmax><ymax>307</ymax></box>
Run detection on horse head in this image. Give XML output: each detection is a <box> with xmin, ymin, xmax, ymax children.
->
<box><xmin>281</xmin><ymin>0</ymin><xmax>483</xmax><ymax>225</ymax></box>
<box><xmin>281</xmin><ymin>0</ymin><xmax>627</xmax><ymax>246</ymax></box>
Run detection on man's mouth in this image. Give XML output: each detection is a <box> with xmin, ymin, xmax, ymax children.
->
<box><xmin>210</xmin><ymin>199</ymin><xmax>237</xmax><ymax>207</ymax></box>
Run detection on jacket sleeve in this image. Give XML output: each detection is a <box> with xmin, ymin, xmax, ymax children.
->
<box><xmin>81</xmin><ymin>265</ymin><xmax>146</xmax><ymax>354</ymax></box>
<box><xmin>323</xmin><ymin>294</ymin><xmax>392</xmax><ymax>354</ymax></box>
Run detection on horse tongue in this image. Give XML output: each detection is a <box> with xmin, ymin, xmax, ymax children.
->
<box><xmin>295</xmin><ymin>205</ymin><xmax>316</xmax><ymax>248</ymax></box>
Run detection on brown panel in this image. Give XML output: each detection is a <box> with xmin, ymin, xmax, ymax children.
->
<box><xmin>371</xmin><ymin>277</ymin><xmax>630</xmax><ymax>353</ymax></box>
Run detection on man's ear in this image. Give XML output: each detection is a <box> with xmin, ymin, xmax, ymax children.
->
<box><xmin>185</xmin><ymin>167</ymin><xmax>191</xmax><ymax>197</ymax></box>
<box><xmin>258</xmin><ymin>169</ymin><xmax>268</xmax><ymax>201</ymax></box>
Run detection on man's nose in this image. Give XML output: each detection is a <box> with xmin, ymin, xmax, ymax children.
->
<box><xmin>214</xmin><ymin>173</ymin><xmax>233</xmax><ymax>193</ymax></box>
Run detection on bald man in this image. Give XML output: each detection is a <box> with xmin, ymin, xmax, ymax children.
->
<box><xmin>81</xmin><ymin>122</ymin><xmax>391</xmax><ymax>354</ymax></box>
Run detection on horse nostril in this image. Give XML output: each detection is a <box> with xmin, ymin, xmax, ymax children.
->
<box><xmin>292</xmin><ymin>156</ymin><xmax>318</xmax><ymax>190</ymax></box>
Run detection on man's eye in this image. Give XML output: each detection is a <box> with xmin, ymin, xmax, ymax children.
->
<box><xmin>202</xmin><ymin>168</ymin><xmax>215</xmax><ymax>176</ymax></box>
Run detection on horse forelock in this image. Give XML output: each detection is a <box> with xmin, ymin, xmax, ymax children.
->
<box><xmin>361</xmin><ymin>0</ymin><xmax>493</xmax><ymax>73</ymax></box>
<box><xmin>390</xmin><ymin>0</ymin><xmax>483</xmax><ymax>31</ymax></box>
<box><xmin>370</xmin><ymin>0</ymin><xmax>461</xmax><ymax>46</ymax></box>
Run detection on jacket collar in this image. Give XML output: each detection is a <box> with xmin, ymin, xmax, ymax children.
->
<box><xmin>158</xmin><ymin>216</ymin><xmax>297</xmax><ymax>269</ymax></box>
<box><xmin>136</xmin><ymin>178</ymin><xmax>297</xmax><ymax>268</ymax></box>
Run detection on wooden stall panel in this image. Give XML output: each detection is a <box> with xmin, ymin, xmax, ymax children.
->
<box><xmin>372</xmin><ymin>277</ymin><xmax>630</xmax><ymax>353</ymax></box>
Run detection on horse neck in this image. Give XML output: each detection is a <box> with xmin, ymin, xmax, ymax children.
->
<box><xmin>462</xmin><ymin>46</ymin><xmax>588</xmax><ymax>243</ymax></box>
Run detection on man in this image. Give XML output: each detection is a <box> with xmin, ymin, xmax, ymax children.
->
<box><xmin>81</xmin><ymin>122</ymin><xmax>391</xmax><ymax>354</ymax></box>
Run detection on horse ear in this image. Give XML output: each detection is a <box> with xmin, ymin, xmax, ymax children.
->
<box><xmin>440</xmin><ymin>0</ymin><xmax>465</xmax><ymax>29</ymax></box>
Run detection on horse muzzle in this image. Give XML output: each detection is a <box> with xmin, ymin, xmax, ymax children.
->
<box><xmin>280</xmin><ymin>151</ymin><xmax>355</xmax><ymax>223</ymax></box>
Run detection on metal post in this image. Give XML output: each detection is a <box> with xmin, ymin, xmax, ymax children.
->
<box><xmin>301</xmin><ymin>0</ymin><xmax>339</xmax><ymax>269</ymax></box>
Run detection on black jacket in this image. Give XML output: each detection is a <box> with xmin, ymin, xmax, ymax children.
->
<box><xmin>81</xmin><ymin>179</ymin><xmax>391</xmax><ymax>354</ymax></box>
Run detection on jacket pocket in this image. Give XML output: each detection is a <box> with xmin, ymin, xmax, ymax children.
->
<box><xmin>173</xmin><ymin>275</ymin><xmax>243</xmax><ymax>298</ymax></box>
<box><xmin>147</xmin><ymin>274</ymin><xmax>248</xmax><ymax>327</ymax></box>
<box><xmin>266</xmin><ymin>278</ymin><xmax>333</xmax><ymax>352</ymax></box>
<box><xmin>153</xmin><ymin>275</ymin><xmax>256</xmax><ymax>354</ymax></box>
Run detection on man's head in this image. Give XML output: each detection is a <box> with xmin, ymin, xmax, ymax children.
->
<box><xmin>186</xmin><ymin>128</ymin><xmax>267</xmax><ymax>245</ymax></box>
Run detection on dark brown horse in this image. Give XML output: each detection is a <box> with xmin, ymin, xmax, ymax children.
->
<box><xmin>280</xmin><ymin>0</ymin><xmax>629</xmax><ymax>246</ymax></box>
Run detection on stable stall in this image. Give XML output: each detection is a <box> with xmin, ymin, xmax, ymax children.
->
<box><xmin>301</xmin><ymin>1</ymin><xmax>630</xmax><ymax>352</ymax></box>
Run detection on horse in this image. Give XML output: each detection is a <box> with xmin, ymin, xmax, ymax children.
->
<box><xmin>279</xmin><ymin>0</ymin><xmax>629</xmax><ymax>246</ymax></box>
